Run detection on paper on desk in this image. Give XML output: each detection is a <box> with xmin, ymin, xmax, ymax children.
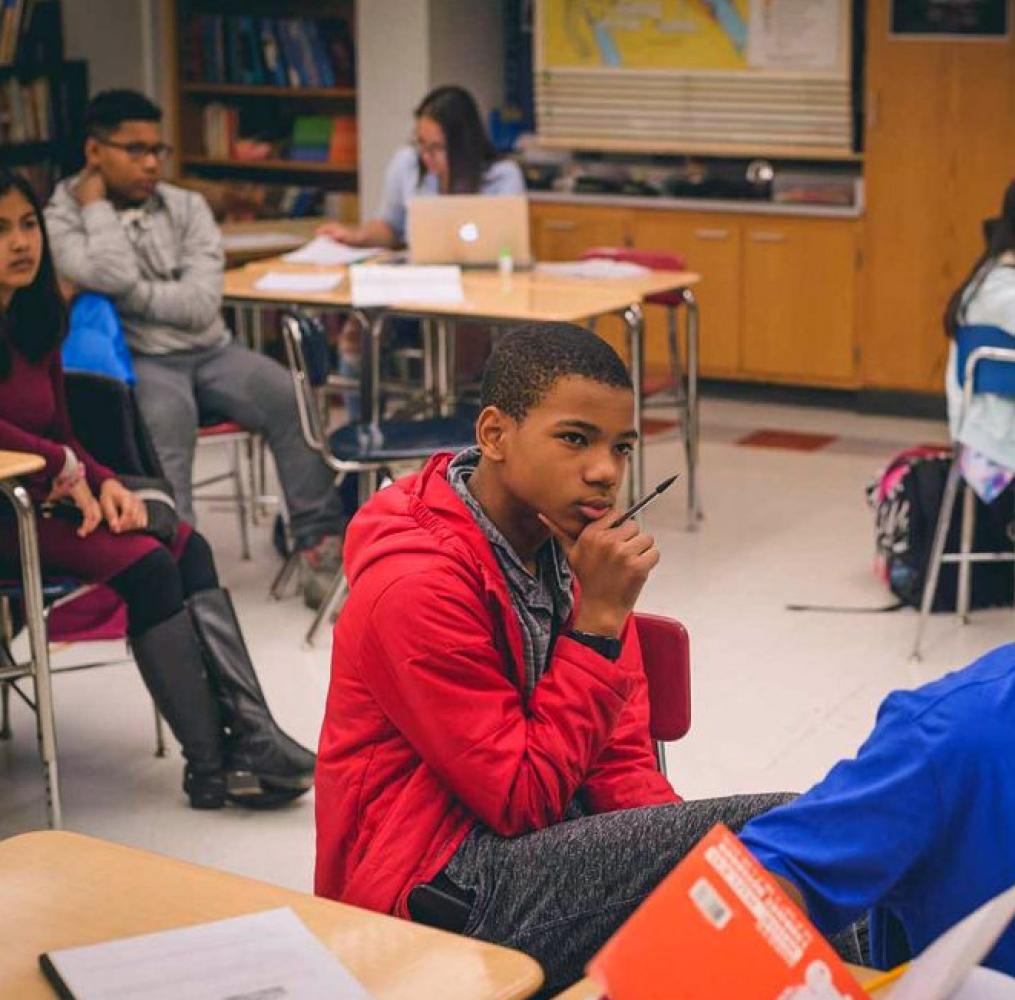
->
<box><xmin>254</xmin><ymin>270</ymin><xmax>343</xmax><ymax>293</ymax></box>
<box><xmin>350</xmin><ymin>264</ymin><xmax>463</xmax><ymax>306</ymax></box>
<box><xmin>535</xmin><ymin>260</ymin><xmax>650</xmax><ymax>280</ymax></box>
<box><xmin>886</xmin><ymin>883</ymin><xmax>1015</xmax><ymax>1000</ymax></box>
<box><xmin>283</xmin><ymin>236</ymin><xmax>382</xmax><ymax>266</ymax></box>
<box><xmin>221</xmin><ymin>231</ymin><xmax>304</xmax><ymax>252</ymax></box>
<box><xmin>41</xmin><ymin>906</ymin><xmax>374</xmax><ymax>1000</ymax></box>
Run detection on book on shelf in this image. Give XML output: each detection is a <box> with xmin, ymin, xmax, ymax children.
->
<box><xmin>289</xmin><ymin>114</ymin><xmax>356</xmax><ymax>166</ymax></box>
<box><xmin>0</xmin><ymin>75</ymin><xmax>51</xmax><ymax>143</ymax></box>
<box><xmin>201</xmin><ymin>101</ymin><xmax>238</xmax><ymax>159</ymax></box>
<box><xmin>185</xmin><ymin>14</ymin><xmax>354</xmax><ymax>90</ymax></box>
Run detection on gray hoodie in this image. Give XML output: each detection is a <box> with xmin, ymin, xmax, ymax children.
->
<box><xmin>45</xmin><ymin>176</ymin><xmax>230</xmax><ymax>355</ymax></box>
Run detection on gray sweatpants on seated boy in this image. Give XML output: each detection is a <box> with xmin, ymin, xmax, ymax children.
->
<box><xmin>441</xmin><ymin>794</ymin><xmax>865</xmax><ymax>993</ymax></box>
<box><xmin>133</xmin><ymin>341</ymin><xmax>345</xmax><ymax>546</ymax></box>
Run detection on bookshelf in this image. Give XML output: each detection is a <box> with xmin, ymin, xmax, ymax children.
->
<box><xmin>0</xmin><ymin>1</ymin><xmax>87</xmax><ymax>198</ymax></box>
<box><xmin>169</xmin><ymin>0</ymin><xmax>358</xmax><ymax>222</ymax></box>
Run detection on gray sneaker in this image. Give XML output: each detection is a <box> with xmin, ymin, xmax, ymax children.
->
<box><xmin>299</xmin><ymin>535</ymin><xmax>343</xmax><ymax>610</ymax></box>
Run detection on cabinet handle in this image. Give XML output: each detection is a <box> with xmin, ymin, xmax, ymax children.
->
<box><xmin>544</xmin><ymin>221</ymin><xmax>577</xmax><ymax>232</ymax></box>
<box><xmin>694</xmin><ymin>228</ymin><xmax>729</xmax><ymax>241</ymax></box>
<box><xmin>749</xmin><ymin>231</ymin><xmax>786</xmax><ymax>243</ymax></box>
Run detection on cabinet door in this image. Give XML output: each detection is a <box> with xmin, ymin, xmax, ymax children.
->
<box><xmin>630</xmin><ymin>211</ymin><xmax>742</xmax><ymax>376</ymax></box>
<box><xmin>742</xmin><ymin>218</ymin><xmax>858</xmax><ymax>385</ymax></box>
<box><xmin>529</xmin><ymin>203</ymin><xmax>630</xmax><ymax>261</ymax></box>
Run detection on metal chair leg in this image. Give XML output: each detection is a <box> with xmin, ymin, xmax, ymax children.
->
<box><xmin>666</xmin><ymin>306</ymin><xmax>687</xmax><ymax>408</ymax></box>
<box><xmin>152</xmin><ymin>702</ymin><xmax>167</xmax><ymax>757</ymax></box>
<box><xmin>912</xmin><ymin>456</ymin><xmax>963</xmax><ymax>661</ymax></box>
<box><xmin>305</xmin><ymin>570</ymin><xmax>349</xmax><ymax>648</ymax></box>
<box><xmin>232</xmin><ymin>440</ymin><xmax>251</xmax><ymax>561</ymax></box>
<box><xmin>957</xmin><ymin>483</ymin><xmax>976</xmax><ymax>624</ymax></box>
<box><xmin>0</xmin><ymin>680</ymin><xmax>10</xmax><ymax>739</ymax></box>
<box><xmin>270</xmin><ymin>551</ymin><xmax>301</xmax><ymax>601</ymax></box>
<box><xmin>247</xmin><ymin>436</ymin><xmax>260</xmax><ymax>527</ymax></box>
<box><xmin>682</xmin><ymin>288</ymin><xmax>702</xmax><ymax>530</ymax></box>
<box><xmin>654</xmin><ymin>739</ymin><xmax>668</xmax><ymax>777</ymax></box>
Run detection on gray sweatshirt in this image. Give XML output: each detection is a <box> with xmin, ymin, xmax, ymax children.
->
<box><xmin>45</xmin><ymin>177</ymin><xmax>230</xmax><ymax>355</ymax></box>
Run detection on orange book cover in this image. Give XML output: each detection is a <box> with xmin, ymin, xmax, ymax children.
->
<box><xmin>588</xmin><ymin>824</ymin><xmax>871</xmax><ymax>1000</ymax></box>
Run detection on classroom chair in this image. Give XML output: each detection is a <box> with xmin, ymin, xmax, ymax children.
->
<box><xmin>277</xmin><ymin>311</ymin><xmax>476</xmax><ymax>646</ymax></box>
<box><xmin>634</xmin><ymin>612</ymin><xmax>692</xmax><ymax>776</ymax></box>
<box><xmin>582</xmin><ymin>247</ymin><xmax>702</xmax><ymax>530</ymax></box>
<box><xmin>192</xmin><ymin>416</ymin><xmax>257</xmax><ymax>561</ymax></box>
<box><xmin>912</xmin><ymin>326</ymin><xmax>1015</xmax><ymax>660</ymax></box>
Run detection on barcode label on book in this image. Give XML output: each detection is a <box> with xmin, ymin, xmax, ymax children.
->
<box><xmin>690</xmin><ymin>877</ymin><xmax>732</xmax><ymax>930</ymax></box>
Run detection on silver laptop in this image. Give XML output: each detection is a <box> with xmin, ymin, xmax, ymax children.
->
<box><xmin>407</xmin><ymin>194</ymin><xmax>532</xmax><ymax>267</ymax></box>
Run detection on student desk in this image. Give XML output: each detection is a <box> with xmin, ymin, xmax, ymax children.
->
<box><xmin>0</xmin><ymin>451</ymin><xmax>61</xmax><ymax>830</ymax></box>
<box><xmin>0</xmin><ymin>830</ymin><xmax>544</xmax><ymax>1000</ymax></box>
<box><xmin>220</xmin><ymin>217</ymin><xmax>326</xmax><ymax>267</ymax></box>
<box><xmin>223</xmin><ymin>260</ymin><xmax>702</xmax><ymax>516</ymax></box>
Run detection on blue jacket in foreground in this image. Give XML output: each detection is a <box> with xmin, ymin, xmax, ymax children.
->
<box><xmin>741</xmin><ymin>643</ymin><xmax>1015</xmax><ymax>972</ymax></box>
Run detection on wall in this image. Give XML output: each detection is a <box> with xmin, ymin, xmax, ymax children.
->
<box><xmin>62</xmin><ymin>0</ymin><xmax>149</xmax><ymax>96</ymax></box>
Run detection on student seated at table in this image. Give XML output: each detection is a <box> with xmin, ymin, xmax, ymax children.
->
<box><xmin>740</xmin><ymin>641</ymin><xmax>1015</xmax><ymax>974</ymax></box>
<box><xmin>942</xmin><ymin>177</ymin><xmax>1015</xmax><ymax>501</ymax></box>
<box><xmin>0</xmin><ymin>167</ymin><xmax>314</xmax><ymax>810</ymax></box>
<box><xmin>317</xmin><ymin>84</ymin><xmax>525</xmax><ymax>420</ymax></box>
<box><xmin>314</xmin><ymin>324</ymin><xmax>792</xmax><ymax>992</ymax></box>
<box><xmin>43</xmin><ymin>89</ymin><xmax>346</xmax><ymax>595</ymax></box>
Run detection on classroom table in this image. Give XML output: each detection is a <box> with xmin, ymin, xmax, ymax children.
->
<box><xmin>0</xmin><ymin>830</ymin><xmax>544</xmax><ymax>1000</ymax></box>
<box><xmin>220</xmin><ymin>216</ymin><xmax>326</xmax><ymax>267</ymax></box>
<box><xmin>223</xmin><ymin>260</ymin><xmax>701</xmax><ymax>515</ymax></box>
<box><xmin>0</xmin><ymin>450</ymin><xmax>61</xmax><ymax>830</ymax></box>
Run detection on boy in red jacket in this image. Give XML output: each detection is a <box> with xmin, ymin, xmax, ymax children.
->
<box><xmin>315</xmin><ymin>324</ymin><xmax>790</xmax><ymax>990</ymax></box>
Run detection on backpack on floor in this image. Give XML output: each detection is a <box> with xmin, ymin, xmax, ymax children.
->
<box><xmin>867</xmin><ymin>446</ymin><xmax>1015</xmax><ymax>612</ymax></box>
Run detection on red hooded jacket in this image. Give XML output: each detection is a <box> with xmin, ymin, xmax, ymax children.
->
<box><xmin>314</xmin><ymin>453</ymin><xmax>679</xmax><ymax>916</ymax></box>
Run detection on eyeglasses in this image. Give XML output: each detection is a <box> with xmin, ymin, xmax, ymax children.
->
<box><xmin>411</xmin><ymin>136</ymin><xmax>446</xmax><ymax>157</ymax></box>
<box><xmin>96</xmin><ymin>138</ymin><xmax>173</xmax><ymax>162</ymax></box>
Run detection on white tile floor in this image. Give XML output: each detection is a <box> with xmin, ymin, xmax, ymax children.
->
<box><xmin>2</xmin><ymin>395</ymin><xmax>1012</xmax><ymax>895</ymax></box>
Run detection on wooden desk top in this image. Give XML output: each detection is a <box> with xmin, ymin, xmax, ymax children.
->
<box><xmin>220</xmin><ymin>217</ymin><xmax>325</xmax><ymax>266</ymax></box>
<box><xmin>223</xmin><ymin>259</ymin><xmax>700</xmax><ymax>324</ymax></box>
<box><xmin>0</xmin><ymin>831</ymin><xmax>543</xmax><ymax>1000</ymax></box>
<box><xmin>0</xmin><ymin>449</ymin><xmax>45</xmax><ymax>480</ymax></box>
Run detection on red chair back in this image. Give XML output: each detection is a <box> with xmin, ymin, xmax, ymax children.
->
<box><xmin>634</xmin><ymin>612</ymin><xmax>691</xmax><ymax>742</ymax></box>
<box><xmin>582</xmin><ymin>248</ymin><xmax>688</xmax><ymax>308</ymax></box>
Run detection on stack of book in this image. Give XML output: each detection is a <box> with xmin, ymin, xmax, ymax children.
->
<box><xmin>201</xmin><ymin>102</ymin><xmax>238</xmax><ymax>159</ymax></box>
<box><xmin>289</xmin><ymin>114</ymin><xmax>356</xmax><ymax>166</ymax></box>
<box><xmin>0</xmin><ymin>74</ymin><xmax>51</xmax><ymax>142</ymax></box>
<box><xmin>185</xmin><ymin>15</ymin><xmax>354</xmax><ymax>89</ymax></box>
<box><xmin>0</xmin><ymin>0</ymin><xmax>30</xmax><ymax>66</ymax></box>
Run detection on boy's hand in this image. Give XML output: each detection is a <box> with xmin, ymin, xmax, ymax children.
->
<box><xmin>539</xmin><ymin>511</ymin><xmax>659</xmax><ymax>638</ymax></box>
<box><xmin>75</xmin><ymin>167</ymin><xmax>107</xmax><ymax>206</ymax></box>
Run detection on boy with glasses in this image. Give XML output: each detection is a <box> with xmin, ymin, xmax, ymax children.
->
<box><xmin>45</xmin><ymin>89</ymin><xmax>346</xmax><ymax>587</ymax></box>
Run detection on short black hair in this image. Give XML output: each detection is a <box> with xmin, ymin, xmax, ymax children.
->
<box><xmin>481</xmin><ymin>323</ymin><xmax>633</xmax><ymax>421</ymax></box>
<box><xmin>85</xmin><ymin>89</ymin><xmax>162</xmax><ymax>139</ymax></box>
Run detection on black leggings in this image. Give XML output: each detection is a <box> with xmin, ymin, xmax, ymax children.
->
<box><xmin>106</xmin><ymin>531</ymin><xmax>219</xmax><ymax>635</ymax></box>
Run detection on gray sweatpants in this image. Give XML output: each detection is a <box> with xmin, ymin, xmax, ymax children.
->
<box><xmin>442</xmin><ymin>794</ymin><xmax>864</xmax><ymax>993</ymax></box>
<box><xmin>132</xmin><ymin>341</ymin><xmax>345</xmax><ymax>547</ymax></box>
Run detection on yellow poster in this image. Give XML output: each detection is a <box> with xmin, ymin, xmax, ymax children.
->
<box><xmin>542</xmin><ymin>0</ymin><xmax>753</xmax><ymax>71</ymax></box>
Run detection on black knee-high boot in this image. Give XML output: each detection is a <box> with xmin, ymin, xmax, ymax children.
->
<box><xmin>186</xmin><ymin>588</ymin><xmax>316</xmax><ymax>796</ymax></box>
<box><xmin>130</xmin><ymin>610</ymin><xmax>226</xmax><ymax>809</ymax></box>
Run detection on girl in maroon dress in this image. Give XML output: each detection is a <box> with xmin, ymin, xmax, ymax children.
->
<box><xmin>0</xmin><ymin>167</ymin><xmax>314</xmax><ymax>809</ymax></box>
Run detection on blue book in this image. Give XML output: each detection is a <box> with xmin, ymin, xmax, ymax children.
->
<box><xmin>276</xmin><ymin>19</ymin><xmax>305</xmax><ymax>87</ymax></box>
<box><xmin>286</xmin><ymin>20</ymin><xmax>319</xmax><ymax>87</ymax></box>
<box><xmin>303</xmin><ymin>21</ymin><xmax>336</xmax><ymax>88</ymax></box>
<box><xmin>238</xmin><ymin>17</ymin><xmax>265</xmax><ymax>84</ymax></box>
<box><xmin>259</xmin><ymin>18</ymin><xmax>287</xmax><ymax>86</ymax></box>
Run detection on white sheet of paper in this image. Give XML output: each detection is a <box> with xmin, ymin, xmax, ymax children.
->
<box><xmin>888</xmin><ymin>884</ymin><xmax>1015</xmax><ymax>1000</ymax></box>
<box><xmin>254</xmin><ymin>271</ymin><xmax>343</xmax><ymax>293</ymax></box>
<box><xmin>222</xmin><ymin>231</ymin><xmax>304</xmax><ymax>252</ymax></box>
<box><xmin>349</xmin><ymin>264</ymin><xmax>463</xmax><ymax>307</ymax></box>
<box><xmin>535</xmin><ymin>260</ymin><xmax>649</xmax><ymax>280</ymax></box>
<box><xmin>43</xmin><ymin>907</ymin><xmax>374</xmax><ymax>1000</ymax></box>
<box><xmin>283</xmin><ymin>236</ymin><xmax>382</xmax><ymax>267</ymax></box>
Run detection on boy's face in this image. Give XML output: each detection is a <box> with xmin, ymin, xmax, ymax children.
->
<box><xmin>85</xmin><ymin>120</ymin><xmax>165</xmax><ymax>204</ymax></box>
<box><xmin>480</xmin><ymin>375</ymin><xmax>637</xmax><ymax>538</ymax></box>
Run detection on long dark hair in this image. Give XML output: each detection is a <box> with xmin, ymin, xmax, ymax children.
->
<box><xmin>944</xmin><ymin>179</ymin><xmax>1015</xmax><ymax>338</ymax></box>
<box><xmin>414</xmin><ymin>85</ymin><xmax>498</xmax><ymax>194</ymax></box>
<box><xmin>0</xmin><ymin>168</ymin><xmax>66</xmax><ymax>379</ymax></box>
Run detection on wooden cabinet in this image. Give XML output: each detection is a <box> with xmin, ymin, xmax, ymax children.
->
<box><xmin>529</xmin><ymin>200</ymin><xmax>861</xmax><ymax>388</ymax></box>
<box><xmin>530</xmin><ymin>202</ymin><xmax>630</xmax><ymax>262</ymax></box>
<box><xmin>741</xmin><ymin>218</ymin><xmax>858</xmax><ymax>384</ymax></box>
<box><xmin>630</xmin><ymin>211</ymin><xmax>742</xmax><ymax>376</ymax></box>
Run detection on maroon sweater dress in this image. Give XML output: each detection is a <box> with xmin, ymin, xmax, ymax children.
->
<box><xmin>0</xmin><ymin>347</ymin><xmax>170</xmax><ymax>581</ymax></box>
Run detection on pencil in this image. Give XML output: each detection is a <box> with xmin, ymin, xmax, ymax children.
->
<box><xmin>860</xmin><ymin>962</ymin><xmax>909</xmax><ymax>992</ymax></box>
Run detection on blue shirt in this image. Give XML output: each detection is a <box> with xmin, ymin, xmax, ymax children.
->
<box><xmin>376</xmin><ymin>145</ymin><xmax>525</xmax><ymax>244</ymax></box>
<box><xmin>740</xmin><ymin>643</ymin><xmax>1015</xmax><ymax>973</ymax></box>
